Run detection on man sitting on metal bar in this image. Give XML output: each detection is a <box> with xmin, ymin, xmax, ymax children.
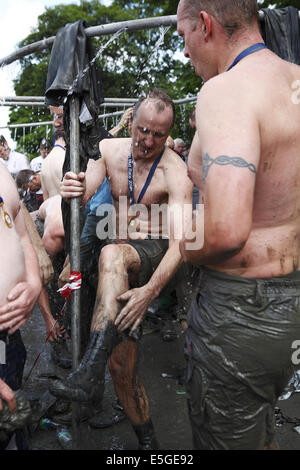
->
<box><xmin>51</xmin><ymin>88</ymin><xmax>195</xmax><ymax>450</ymax></box>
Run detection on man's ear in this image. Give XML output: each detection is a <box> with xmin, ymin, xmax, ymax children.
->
<box><xmin>199</xmin><ymin>11</ymin><xmax>212</xmax><ymax>40</ymax></box>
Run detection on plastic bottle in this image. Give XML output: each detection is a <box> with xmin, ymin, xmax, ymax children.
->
<box><xmin>56</xmin><ymin>429</ymin><xmax>72</xmax><ymax>450</ymax></box>
<box><xmin>40</xmin><ymin>418</ymin><xmax>62</xmax><ymax>431</ymax></box>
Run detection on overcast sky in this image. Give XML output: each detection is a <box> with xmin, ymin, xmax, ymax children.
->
<box><xmin>0</xmin><ymin>0</ymin><xmax>112</xmax><ymax>148</ymax></box>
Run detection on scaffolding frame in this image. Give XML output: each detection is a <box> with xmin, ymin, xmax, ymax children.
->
<box><xmin>0</xmin><ymin>9</ymin><xmax>279</xmax><ymax>448</ymax></box>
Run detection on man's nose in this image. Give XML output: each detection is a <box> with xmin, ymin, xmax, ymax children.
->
<box><xmin>54</xmin><ymin>119</ymin><xmax>62</xmax><ymax>128</ymax></box>
<box><xmin>144</xmin><ymin>133</ymin><xmax>154</xmax><ymax>147</ymax></box>
<box><xmin>184</xmin><ymin>47</ymin><xmax>190</xmax><ymax>59</ymax></box>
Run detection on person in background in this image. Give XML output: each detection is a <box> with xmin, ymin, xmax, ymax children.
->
<box><xmin>173</xmin><ymin>138</ymin><xmax>186</xmax><ymax>161</ymax></box>
<box><xmin>30</xmin><ymin>139</ymin><xmax>51</xmax><ymax>174</ymax></box>
<box><xmin>0</xmin><ymin>135</ymin><xmax>30</xmax><ymax>179</ymax></box>
<box><xmin>30</xmin><ymin>139</ymin><xmax>51</xmax><ymax>204</ymax></box>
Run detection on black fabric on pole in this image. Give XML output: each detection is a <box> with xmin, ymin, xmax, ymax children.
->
<box><xmin>44</xmin><ymin>19</ymin><xmax>112</xmax><ymax>254</ymax></box>
<box><xmin>260</xmin><ymin>7</ymin><xmax>300</xmax><ymax>65</ymax></box>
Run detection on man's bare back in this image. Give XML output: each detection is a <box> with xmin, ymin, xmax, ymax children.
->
<box><xmin>41</xmin><ymin>139</ymin><xmax>65</xmax><ymax>200</ymax></box>
<box><xmin>188</xmin><ymin>50</ymin><xmax>300</xmax><ymax>278</ymax></box>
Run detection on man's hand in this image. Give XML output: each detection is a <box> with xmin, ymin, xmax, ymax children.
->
<box><xmin>60</xmin><ymin>171</ymin><xmax>86</xmax><ymax>200</ymax></box>
<box><xmin>119</xmin><ymin>107</ymin><xmax>133</xmax><ymax>129</ymax></box>
<box><xmin>44</xmin><ymin>316</ymin><xmax>66</xmax><ymax>342</ymax></box>
<box><xmin>180</xmin><ymin>319</ymin><xmax>188</xmax><ymax>332</ymax></box>
<box><xmin>0</xmin><ymin>379</ymin><xmax>16</xmax><ymax>414</ymax></box>
<box><xmin>0</xmin><ymin>281</ymin><xmax>40</xmax><ymax>334</ymax></box>
<box><xmin>115</xmin><ymin>285</ymin><xmax>154</xmax><ymax>334</ymax></box>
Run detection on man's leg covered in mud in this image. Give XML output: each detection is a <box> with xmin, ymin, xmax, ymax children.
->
<box><xmin>109</xmin><ymin>337</ymin><xmax>159</xmax><ymax>450</ymax></box>
<box><xmin>49</xmin><ymin>244</ymin><xmax>141</xmax><ymax>407</ymax></box>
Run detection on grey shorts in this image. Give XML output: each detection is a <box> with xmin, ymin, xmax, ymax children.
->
<box><xmin>127</xmin><ymin>238</ymin><xmax>197</xmax><ymax>317</ymax></box>
<box><xmin>127</xmin><ymin>238</ymin><xmax>169</xmax><ymax>287</ymax></box>
<box><xmin>185</xmin><ymin>267</ymin><xmax>300</xmax><ymax>450</ymax></box>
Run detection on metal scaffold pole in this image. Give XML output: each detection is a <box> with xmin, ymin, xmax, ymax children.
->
<box><xmin>69</xmin><ymin>96</ymin><xmax>81</xmax><ymax>449</ymax></box>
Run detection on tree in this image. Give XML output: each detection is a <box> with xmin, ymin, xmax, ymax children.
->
<box><xmin>9</xmin><ymin>0</ymin><xmax>198</xmax><ymax>157</ymax></box>
<box><xmin>7</xmin><ymin>0</ymin><xmax>300</xmax><ymax>156</ymax></box>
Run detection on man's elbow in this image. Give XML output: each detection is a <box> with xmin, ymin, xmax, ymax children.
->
<box><xmin>208</xmin><ymin>223</ymin><xmax>249</xmax><ymax>258</ymax></box>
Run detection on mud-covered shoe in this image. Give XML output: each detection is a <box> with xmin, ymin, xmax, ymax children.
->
<box><xmin>50</xmin><ymin>324</ymin><xmax>120</xmax><ymax>404</ymax></box>
<box><xmin>132</xmin><ymin>418</ymin><xmax>159</xmax><ymax>450</ymax></box>
<box><xmin>49</xmin><ymin>366</ymin><xmax>105</xmax><ymax>403</ymax></box>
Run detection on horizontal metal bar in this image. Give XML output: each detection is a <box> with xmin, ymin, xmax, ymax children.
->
<box><xmin>0</xmin><ymin>110</ymin><xmax>129</xmax><ymax>129</ymax></box>
<box><xmin>0</xmin><ymin>96</ymin><xmax>139</xmax><ymax>103</ymax></box>
<box><xmin>1</xmin><ymin>10</ymin><xmax>296</xmax><ymax>68</ymax></box>
<box><xmin>0</xmin><ymin>15</ymin><xmax>177</xmax><ymax>67</ymax></box>
<box><xmin>0</xmin><ymin>101</ymin><xmax>45</xmax><ymax>107</ymax></box>
<box><xmin>0</xmin><ymin>101</ymin><xmax>136</xmax><ymax>108</ymax></box>
<box><xmin>1</xmin><ymin>96</ymin><xmax>197</xmax><ymax>104</ymax></box>
<box><xmin>0</xmin><ymin>121</ymin><xmax>53</xmax><ymax>129</ymax></box>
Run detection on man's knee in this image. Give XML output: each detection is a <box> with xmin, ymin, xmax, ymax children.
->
<box><xmin>99</xmin><ymin>244</ymin><xmax>138</xmax><ymax>273</ymax></box>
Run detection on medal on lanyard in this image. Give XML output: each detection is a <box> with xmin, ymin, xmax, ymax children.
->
<box><xmin>0</xmin><ymin>196</ymin><xmax>13</xmax><ymax>228</ymax></box>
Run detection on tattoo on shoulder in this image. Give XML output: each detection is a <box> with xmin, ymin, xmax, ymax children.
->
<box><xmin>202</xmin><ymin>153</ymin><xmax>257</xmax><ymax>183</ymax></box>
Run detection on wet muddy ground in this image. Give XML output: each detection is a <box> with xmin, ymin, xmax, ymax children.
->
<box><xmin>19</xmin><ymin>304</ymin><xmax>300</xmax><ymax>451</ymax></box>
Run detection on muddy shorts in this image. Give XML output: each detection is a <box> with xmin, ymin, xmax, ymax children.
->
<box><xmin>127</xmin><ymin>238</ymin><xmax>169</xmax><ymax>288</ymax></box>
<box><xmin>127</xmin><ymin>238</ymin><xmax>197</xmax><ymax>316</ymax></box>
<box><xmin>185</xmin><ymin>267</ymin><xmax>300</xmax><ymax>450</ymax></box>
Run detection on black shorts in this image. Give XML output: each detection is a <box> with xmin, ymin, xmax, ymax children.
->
<box><xmin>127</xmin><ymin>238</ymin><xmax>169</xmax><ymax>287</ymax></box>
<box><xmin>128</xmin><ymin>238</ymin><xmax>197</xmax><ymax>316</ymax></box>
<box><xmin>185</xmin><ymin>267</ymin><xmax>300</xmax><ymax>450</ymax></box>
<box><xmin>0</xmin><ymin>330</ymin><xmax>26</xmax><ymax>390</ymax></box>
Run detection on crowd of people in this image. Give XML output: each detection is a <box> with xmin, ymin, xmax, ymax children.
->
<box><xmin>0</xmin><ymin>0</ymin><xmax>300</xmax><ymax>451</ymax></box>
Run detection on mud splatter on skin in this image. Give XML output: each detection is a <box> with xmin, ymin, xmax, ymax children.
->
<box><xmin>280</xmin><ymin>256</ymin><xmax>286</xmax><ymax>273</ymax></box>
<box><xmin>293</xmin><ymin>257</ymin><xmax>299</xmax><ymax>272</ymax></box>
<box><xmin>240</xmin><ymin>256</ymin><xmax>251</xmax><ymax>268</ymax></box>
<box><xmin>267</xmin><ymin>246</ymin><xmax>276</xmax><ymax>260</ymax></box>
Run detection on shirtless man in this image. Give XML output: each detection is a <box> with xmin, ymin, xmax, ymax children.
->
<box><xmin>41</xmin><ymin>129</ymin><xmax>66</xmax><ymax>200</ymax></box>
<box><xmin>0</xmin><ymin>163</ymin><xmax>41</xmax><ymax>448</ymax></box>
<box><xmin>39</xmin><ymin>195</ymin><xmax>65</xmax><ymax>258</ymax></box>
<box><xmin>50</xmin><ymin>88</ymin><xmax>193</xmax><ymax>449</ymax></box>
<box><xmin>177</xmin><ymin>0</ymin><xmax>300</xmax><ymax>450</ymax></box>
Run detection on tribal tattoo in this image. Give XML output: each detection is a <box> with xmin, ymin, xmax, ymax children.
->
<box><xmin>202</xmin><ymin>153</ymin><xmax>257</xmax><ymax>183</ymax></box>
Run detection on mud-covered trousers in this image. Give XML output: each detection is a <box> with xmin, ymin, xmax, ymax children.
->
<box><xmin>185</xmin><ymin>267</ymin><xmax>300</xmax><ymax>450</ymax></box>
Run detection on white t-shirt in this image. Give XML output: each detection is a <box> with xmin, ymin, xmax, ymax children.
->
<box><xmin>1</xmin><ymin>150</ymin><xmax>30</xmax><ymax>178</ymax></box>
<box><xmin>30</xmin><ymin>155</ymin><xmax>44</xmax><ymax>173</ymax></box>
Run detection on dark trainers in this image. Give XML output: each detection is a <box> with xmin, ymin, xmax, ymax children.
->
<box><xmin>88</xmin><ymin>408</ymin><xmax>126</xmax><ymax>429</ymax></box>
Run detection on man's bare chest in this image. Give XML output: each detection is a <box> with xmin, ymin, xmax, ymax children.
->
<box><xmin>108</xmin><ymin>165</ymin><xmax>167</xmax><ymax>207</ymax></box>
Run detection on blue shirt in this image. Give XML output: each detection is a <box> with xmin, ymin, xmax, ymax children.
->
<box><xmin>89</xmin><ymin>178</ymin><xmax>112</xmax><ymax>215</ymax></box>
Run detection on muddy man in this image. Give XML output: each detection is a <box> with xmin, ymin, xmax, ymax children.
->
<box><xmin>177</xmin><ymin>0</ymin><xmax>300</xmax><ymax>450</ymax></box>
<box><xmin>50</xmin><ymin>88</ymin><xmax>194</xmax><ymax>449</ymax></box>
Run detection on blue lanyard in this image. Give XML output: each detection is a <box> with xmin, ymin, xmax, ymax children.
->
<box><xmin>226</xmin><ymin>43</ymin><xmax>267</xmax><ymax>71</ymax></box>
<box><xmin>128</xmin><ymin>147</ymin><xmax>165</xmax><ymax>205</ymax></box>
<box><xmin>53</xmin><ymin>144</ymin><xmax>66</xmax><ymax>151</ymax></box>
